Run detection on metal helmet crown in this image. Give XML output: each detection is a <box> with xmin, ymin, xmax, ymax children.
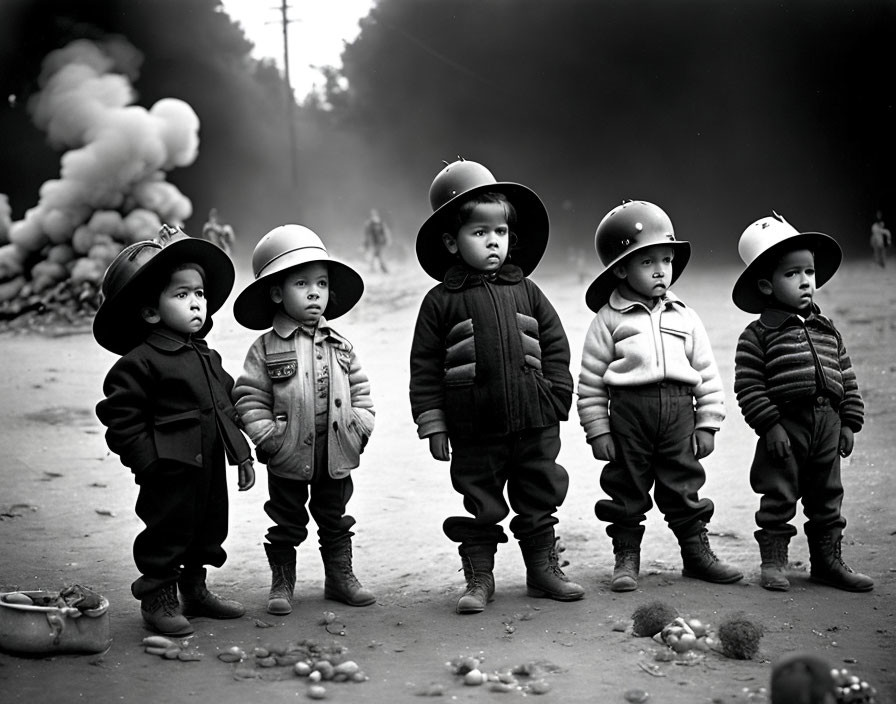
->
<box><xmin>427</xmin><ymin>159</ymin><xmax>497</xmax><ymax>212</ymax></box>
<box><xmin>594</xmin><ymin>200</ymin><xmax>676</xmax><ymax>266</ymax></box>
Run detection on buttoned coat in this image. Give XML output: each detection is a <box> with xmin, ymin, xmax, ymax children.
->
<box><xmin>96</xmin><ymin>329</ymin><xmax>252</xmax><ymax>481</ymax></box>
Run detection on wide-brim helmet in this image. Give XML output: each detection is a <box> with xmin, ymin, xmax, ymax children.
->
<box><xmin>92</xmin><ymin>228</ymin><xmax>234</xmax><ymax>355</ymax></box>
<box><xmin>732</xmin><ymin>212</ymin><xmax>841</xmax><ymax>313</ymax></box>
<box><xmin>233</xmin><ymin>224</ymin><xmax>363</xmax><ymax>330</ymax></box>
<box><xmin>415</xmin><ymin>158</ymin><xmax>549</xmax><ymax>281</ymax></box>
<box><xmin>585</xmin><ymin>200</ymin><xmax>691</xmax><ymax>312</ymax></box>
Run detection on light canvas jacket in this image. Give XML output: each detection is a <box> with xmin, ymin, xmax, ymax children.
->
<box><xmin>233</xmin><ymin>312</ymin><xmax>374</xmax><ymax>480</ymax></box>
<box><xmin>577</xmin><ymin>289</ymin><xmax>725</xmax><ymax>440</ymax></box>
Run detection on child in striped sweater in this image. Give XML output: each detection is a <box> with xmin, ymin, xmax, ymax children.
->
<box><xmin>733</xmin><ymin>212</ymin><xmax>872</xmax><ymax>593</ymax></box>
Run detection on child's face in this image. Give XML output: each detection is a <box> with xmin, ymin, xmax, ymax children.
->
<box><xmin>442</xmin><ymin>201</ymin><xmax>509</xmax><ymax>273</ymax></box>
<box><xmin>760</xmin><ymin>248</ymin><xmax>815</xmax><ymax>311</ymax></box>
<box><xmin>613</xmin><ymin>244</ymin><xmax>675</xmax><ymax>303</ymax></box>
<box><xmin>154</xmin><ymin>267</ymin><xmax>207</xmax><ymax>335</ymax></box>
<box><xmin>271</xmin><ymin>261</ymin><xmax>329</xmax><ymax>326</ymax></box>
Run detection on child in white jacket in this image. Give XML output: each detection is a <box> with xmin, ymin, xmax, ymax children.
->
<box><xmin>577</xmin><ymin>200</ymin><xmax>742</xmax><ymax>592</ymax></box>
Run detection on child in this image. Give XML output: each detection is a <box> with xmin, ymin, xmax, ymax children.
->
<box><xmin>577</xmin><ymin>200</ymin><xmax>742</xmax><ymax>592</ymax></box>
<box><xmin>231</xmin><ymin>224</ymin><xmax>375</xmax><ymax>614</ymax></box>
<box><xmin>732</xmin><ymin>212</ymin><xmax>873</xmax><ymax>592</ymax></box>
<box><xmin>94</xmin><ymin>226</ymin><xmax>256</xmax><ymax>636</ymax></box>
<box><xmin>409</xmin><ymin>158</ymin><xmax>584</xmax><ymax>614</ymax></box>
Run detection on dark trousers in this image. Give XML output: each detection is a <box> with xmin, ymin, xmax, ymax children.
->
<box><xmin>131</xmin><ymin>446</ymin><xmax>228</xmax><ymax>599</ymax></box>
<box><xmin>596</xmin><ymin>383</ymin><xmax>714</xmax><ymax>546</ymax></box>
<box><xmin>263</xmin><ymin>432</ymin><xmax>355</xmax><ymax>563</ymax></box>
<box><xmin>750</xmin><ymin>396</ymin><xmax>846</xmax><ymax>540</ymax></box>
<box><xmin>443</xmin><ymin>425</ymin><xmax>568</xmax><ymax>546</ymax></box>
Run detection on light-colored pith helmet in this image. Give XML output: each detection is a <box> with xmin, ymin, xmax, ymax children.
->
<box><xmin>233</xmin><ymin>224</ymin><xmax>363</xmax><ymax>329</ymax></box>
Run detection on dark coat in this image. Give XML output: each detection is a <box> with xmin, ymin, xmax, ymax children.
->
<box><xmin>409</xmin><ymin>264</ymin><xmax>572</xmax><ymax>438</ymax></box>
<box><xmin>96</xmin><ymin>328</ymin><xmax>252</xmax><ymax>481</ymax></box>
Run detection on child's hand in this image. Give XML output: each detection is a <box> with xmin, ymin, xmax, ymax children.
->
<box><xmin>589</xmin><ymin>434</ymin><xmax>615</xmax><ymax>461</ymax></box>
<box><xmin>238</xmin><ymin>458</ymin><xmax>256</xmax><ymax>491</ymax></box>
<box><xmin>838</xmin><ymin>426</ymin><xmax>855</xmax><ymax>458</ymax></box>
<box><xmin>765</xmin><ymin>424</ymin><xmax>791</xmax><ymax>460</ymax></box>
<box><xmin>693</xmin><ymin>429</ymin><xmax>715</xmax><ymax>459</ymax></box>
<box><xmin>429</xmin><ymin>432</ymin><xmax>450</xmax><ymax>461</ymax></box>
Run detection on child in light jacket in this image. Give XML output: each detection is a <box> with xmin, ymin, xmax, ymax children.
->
<box><xmin>232</xmin><ymin>224</ymin><xmax>375</xmax><ymax>614</ymax></box>
<box><xmin>577</xmin><ymin>200</ymin><xmax>742</xmax><ymax>592</ymax></box>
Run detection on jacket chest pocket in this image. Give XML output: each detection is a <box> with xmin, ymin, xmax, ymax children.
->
<box><xmin>660</xmin><ymin>324</ymin><xmax>691</xmax><ymax>344</ymax></box>
<box><xmin>266</xmin><ymin>352</ymin><xmax>298</xmax><ymax>381</ymax></box>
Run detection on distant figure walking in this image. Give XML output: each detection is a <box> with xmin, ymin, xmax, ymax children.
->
<box><xmin>870</xmin><ymin>210</ymin><xmax>891</xmax><ymax>268</ymax></box>
<box><xmin>363</xmin><ymin>208</ymin><xmax>391</xmax><ymax>274</ymax></box>
<box><xmin>202</xmin><ymin>208</ymin><xmax>235</xmax><ymax>257</ymax></box>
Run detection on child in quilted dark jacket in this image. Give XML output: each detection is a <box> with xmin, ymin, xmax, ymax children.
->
<box><xmin>733</xmin><ymin>212</ymin><xmax>872</xmax><ymax>592</ymax></box>
<box><xmin>409</xmin><ymin>158</ymin><xmax>583</xmax><ymax>614</ymax></box>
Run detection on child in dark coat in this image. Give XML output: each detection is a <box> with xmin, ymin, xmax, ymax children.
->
<box><xmin>409</xmin><ymin>158</ymin><xmax>583</xmax><ymax>614</ymax></box>
<box><xmin>94</xmin><ymin>226</ymin><xmax>255</xmax><ymax>636</ymax></box>
<box><xmin>733</xmin><ymin>212</ymin><xmax>873</xmax><ymax>592</ymax></box>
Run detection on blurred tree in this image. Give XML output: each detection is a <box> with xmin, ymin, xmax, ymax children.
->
<box><xmin>329</xmin><ymin>0</ymin><xmax>896</xmax><ymax>259</ymax></box>
<box><xmin>0</xmin><ymin>0</ymin><xmax>893</xmax><ymax>263</ymax></box>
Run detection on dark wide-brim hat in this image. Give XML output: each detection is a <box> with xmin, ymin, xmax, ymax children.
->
<box><xmin>416</xmin><ymin>159</ymin><xmax>549</xmax><ymax>281</ymax></box>
<box><xmin>585</xmin><ymin>200</ymin><xmax>691</xmax><ymax>312</ymax></box>
<box><xmin>93</xmin><ymin>228</ymin><xmax>235</xmax><ymax>355</ymax></box>
<box><xmin>732</xmin><ymin>213</ymin><xmax>842</xmax><ymax>313</ymax></box>
<box><xmin>233</xmin><ymin>224</ymin><xmax>364</xmax><ymax>330</ymax></box>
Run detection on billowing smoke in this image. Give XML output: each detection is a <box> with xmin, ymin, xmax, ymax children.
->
<box><xmin>0</xmin><ymin>36</ymin><xmax>199</xmax><ymax>303</ymax></box>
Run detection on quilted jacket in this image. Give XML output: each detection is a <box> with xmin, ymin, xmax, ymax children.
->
<box><xmin>409</xmin><ymin>264</ymin><xmax>573</xmax><ymax>438</ymax></box>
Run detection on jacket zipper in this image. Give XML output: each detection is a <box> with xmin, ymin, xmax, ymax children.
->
<box><xmin>484</xmin><ymin>277</ymin><xmax>512</xmax><ymax>423</ymax></box>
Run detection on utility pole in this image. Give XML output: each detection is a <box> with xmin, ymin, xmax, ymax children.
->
<box><xmin>278</xmin><ymin>0</ymin><xmax>299</xmax><ymax>187</ymax></box>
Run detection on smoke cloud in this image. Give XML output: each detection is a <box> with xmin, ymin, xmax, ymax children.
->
<box><xmin>0</xmin><ymin>37</ymin><xmax>201</xmax><ymax>296</ymax></box>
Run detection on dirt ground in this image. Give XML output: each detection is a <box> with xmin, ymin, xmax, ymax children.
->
<box><xmin>0</xmin><ymin>254</ymin><xmax>893</xmax><ymax>704</ymax></box>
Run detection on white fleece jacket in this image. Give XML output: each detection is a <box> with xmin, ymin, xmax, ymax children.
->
<box><xmin>576</xmin><ymin>289</ymin><xmax>725</xmax><ymax>440</ymax></box>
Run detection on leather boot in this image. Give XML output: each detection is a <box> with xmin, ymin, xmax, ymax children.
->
<box><xmin>679</xmin><ymin>529</ymin><xmax>744</xmax><ymax>584</ymax></box>
<box><xmin>456</xmin><ymin>544</ymin><xmax>496</xmax><ymax>614</ymax></box>
<box><xmin>179</xmin><ymin>567</ymin><xmax>245</xmax><ymax>619</ymax></box>
<box><xmin>321</xmin><ymin>538</ymin><xmax>376</xmax><ymax>606</ymax></box>
<box><xmin>267</xmin><ymin>561</ymin><xmax>297</xmax><ymax>615</ymax></box>
<box><xmin>755</xmin><ymin>530</ymin><xmax>790</xmax><ymax>591</ymax></box>
<box><xmin>519</xmin><ymin>530</ymin><xmax>584</xmax><ymax>601</ymax></box>
<box><xmin>808</xmin><ymin>531</ymin><xmax>874</xmax><ymax>592</ymax></box>
<box><xmin>141</xmin><ymin>583</ymin><xmax>193</xmax><ymax>636</ymax></box>
<box><xmin>611</xmin><ymin>542</ymin><xmax>640</xmax><ymax>592</ymax></box>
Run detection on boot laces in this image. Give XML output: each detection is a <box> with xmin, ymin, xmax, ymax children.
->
<box><xmin>331</xmin><ymin>556</ymin><xmax>362</xmax><ymax>589</ymax></box>
<box><xmin>615</xmin><ymin>549</ymin><xmax>639</xmax><ymax>571</ymax></box>
<box><xmin>460</xmin><ymin>557</ymin><xmax>492</xmax><ymax>598</ymax></box>
<box><xmin>148</xmin><ymin>586</ymin><xmax>180</xmax><ymax>616</ymax></box>
<box><xmin>698</xmin><ymin>532</ymin><xmax>721</xmax><ymax>563</ymax></box>
<box><xmin>824</xmin><ymin>535</ymin><xmax>855</xmax><ymax>573</ymax></box>
<box><xmin>271</xmin><ymin>564</ymin><xmax>293</xmax><ymax>591</ymax></box>
<box><xmin>548</xmin><ymin>538</ymin><xmax>570</xmax><ymax>580</ymax></box>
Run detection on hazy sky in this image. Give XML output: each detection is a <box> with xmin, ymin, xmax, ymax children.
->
<box><xmin>220</xmin><ymin>0</ymin><xmax>375</xmax><ymax>99</ymax></box>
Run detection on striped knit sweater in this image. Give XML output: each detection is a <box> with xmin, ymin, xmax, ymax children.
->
<box><xmin>734</xmin><ymin>305</ymin><xmax>864</xmax><ymax>435</ymax></box>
